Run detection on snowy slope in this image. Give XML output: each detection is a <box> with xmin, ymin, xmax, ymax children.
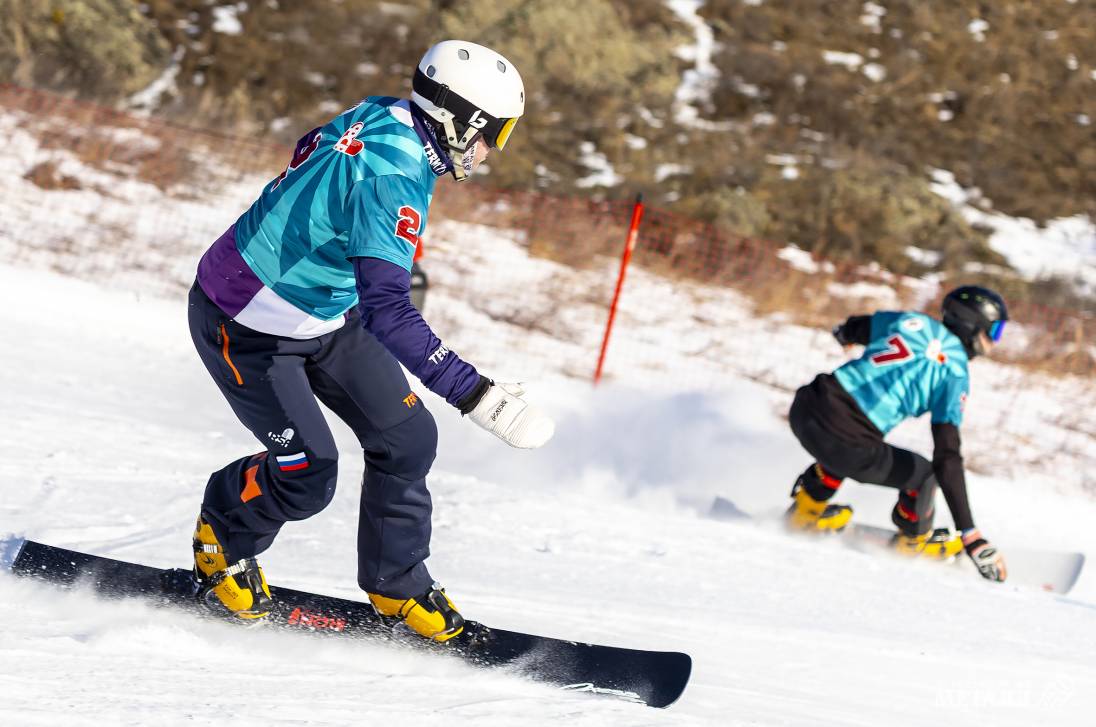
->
<box><xmin>417</xmin><ymin>220</ymin><xmax>1096</xmax><ymax>497</ymax></box>
<box><xmin>2</xmin><ymin>103</ymin><xmax>1093</xmax><ymax>494</ymax></box>
<box><xmin>2</xmin><ymin>265</ymin><xmax>1096</xmax><ymax>726</ymax></box>
<box><xmin>2</xmin><ymin>102</ymin><xmax>1095</xmax><ymax>725</ymax></box>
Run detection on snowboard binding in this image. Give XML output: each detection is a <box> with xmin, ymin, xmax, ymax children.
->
<box><xmin>892</xmin><ymin>528</ymin><xmax>964</xmax><ymax>560</ymax></box>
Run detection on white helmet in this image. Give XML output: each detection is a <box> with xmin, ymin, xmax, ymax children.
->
<box><xmin>411</xmin><ymin>40</ymin><xmax>525</xmax><ymax>156</ymax></box>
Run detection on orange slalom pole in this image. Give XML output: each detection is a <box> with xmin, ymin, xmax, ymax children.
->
<box><xmin>594</xmin><ymin>193</ymin><xmax>644</xmax><ymax>385</ymax></box>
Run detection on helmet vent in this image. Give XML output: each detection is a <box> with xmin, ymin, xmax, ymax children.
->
<box><xmin>458</xmin><ymin>49</ymin><xmax>470</xmax><ymax>60</ymax></box>
<box><xmin>426</xmin><ymin>65</ymin><xmax>436</xmax><ymax>78</ymax></box>
<box><xmin>497</xmin><ymin>60</ymin><xmax>507</xmax><ymax>72</ymax></box>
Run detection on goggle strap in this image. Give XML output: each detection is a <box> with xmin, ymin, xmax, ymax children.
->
<box><xmin>413</xmin><ymin>68</ymin><xmax>508</xmax><ymax>148</ymax></box>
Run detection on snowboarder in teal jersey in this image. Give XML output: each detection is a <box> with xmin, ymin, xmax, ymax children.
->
<box><xmin>786</xmin><ymin>286</ymin><xmax>1009</xmax><ymax>582</ymax></box>
<box><xmin>188</xmin><ymin>41</ymin><xmax>554</xmax><ymax>639</ymax></box>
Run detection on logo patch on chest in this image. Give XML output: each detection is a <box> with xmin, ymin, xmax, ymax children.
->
<box><xmin>334</xmin><ymin>122</ymin><xmax>365</xmax><ymax>156</ymax></box>
<box><xmin>924</xmin><ymin>339</ymin><xmax>948</xmax><ymax>364</ymax></box>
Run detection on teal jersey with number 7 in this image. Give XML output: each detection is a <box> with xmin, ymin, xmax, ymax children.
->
<box><xmin>832</xmin><ymin>311</ymin><xmax>970</xmax><ymax>434</ymax></box>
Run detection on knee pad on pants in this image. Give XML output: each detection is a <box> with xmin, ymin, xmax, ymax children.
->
<box><xmin>264</xmin><ymin>453</ymin><xmax>340</xmax><ymax>520</ymax></box>
<box><xmin>370</xmin><ymin>407</ymin><xmax>438</xmax><ymax>480</ymax></box>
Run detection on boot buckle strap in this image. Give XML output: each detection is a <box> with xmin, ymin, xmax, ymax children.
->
<box><xmin>208</xmin><ymin>557</ymin><xmax>256</xmax><ymax>586</ymax></box>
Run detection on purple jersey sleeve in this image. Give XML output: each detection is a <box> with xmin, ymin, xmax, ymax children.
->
<box><xmin>352</xmin><ymin>256</ymin><xmax>481</xmax><ymax>407</ymax></box>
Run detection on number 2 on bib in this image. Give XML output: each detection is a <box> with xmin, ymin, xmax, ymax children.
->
<box><xmin>394</xmin><ymin>206</ymin><xmax>423</xmax><ymax>249</ymax></box>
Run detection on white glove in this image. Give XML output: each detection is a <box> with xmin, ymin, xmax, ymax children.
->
<box><xmin>962</xmin><ymin>529</ymin><xmax>1008</xmax><ymax>582</ymax></box>
<box><xmin>467</xmin><ymin>382</ymin><xmax>555</xmax><ymax>449</ymax></box>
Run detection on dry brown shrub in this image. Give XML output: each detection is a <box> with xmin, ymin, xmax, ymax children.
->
<box><xmin>23</xmin><ymin>161</ymin><xmax>82</xmax><ymax>191</ymax></box>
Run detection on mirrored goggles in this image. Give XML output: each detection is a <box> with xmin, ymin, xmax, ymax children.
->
<box><xmin>988</xmin><ymin>319</ymin><xmax>1007</xmax><ymax>342</ymax></box>
<box><xmin>494</xmin><ymin>117</ymin><xmax>519</xmax><ymax>150</ymax></box>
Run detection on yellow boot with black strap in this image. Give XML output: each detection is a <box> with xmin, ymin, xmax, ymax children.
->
<box><xmin>368</xmin><ymin>583</ymin><xmax>464</xmax><ymax>643</ymax></box>
<box><xmin>785</xmin><ymin>464</ymin><xmax>853</xmax><ymax>532</ymax></box>
<box><xmin>890</xmin><ymin>492</ymin><xmax>963</xmax><ymax>560</ymax></box>
<box><xmin>893</xmin><ymin>528</ymin><xmax>964</xmax><ymax>559</ymax></box>
<box><xmin>192</xmin><ymin>515</ymin><xmax>274</xmax><ymax>620</ymax></box>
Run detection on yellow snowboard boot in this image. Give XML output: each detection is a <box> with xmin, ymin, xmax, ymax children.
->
<box><xmin>786</xmin><ymin>485</ymin><xmax>853</xmax><ymax>532</ymax></box>
<box><xmin>368</xmin><ymin>583</ymin><xmax>464</xmax><ymax>643</ymax></box>
<box><xmin>893</xmin><ymin>528</ymin><xmax>964</xmax><ymax>559</ymax></box>
<box><xmin>192</xmin><ymin>516</ymin><xmax>273</xmax><ymax>620</ymax></box>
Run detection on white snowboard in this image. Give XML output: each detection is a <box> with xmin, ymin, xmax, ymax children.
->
<box><xmin>709</xmin><ymin>496</ymin><xmax>1086</xmax><ymax>594</ymax></box>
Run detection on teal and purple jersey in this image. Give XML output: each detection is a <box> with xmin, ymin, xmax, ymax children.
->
<box><xmin>833</xmin><ymin>312</ymin><xmax>970</xmax><ymax>434</ymax></box>
<box><xmin>196</xmin><ymin>97</ymin><xmax>482</xmax><ymax>408</ymax></box>
<box><xmin>199</xmin><ymin>96</ymin><xmax>446</xmax><ymax>337</ymax></box>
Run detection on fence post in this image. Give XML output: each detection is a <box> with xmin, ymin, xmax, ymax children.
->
<box><xmin>594</xmin><ymin>193</ymin><xmax>644</xmax><ymax>385</ymax></box>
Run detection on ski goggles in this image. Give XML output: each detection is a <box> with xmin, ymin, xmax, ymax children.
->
<box><xmin>494</xmin><ymin>117</ymin><xmax>519</xmax><ymax>150</ymax></box>
<box><xmin>988</xmin><ymin>319</ymin><xmax>1007</xmax><ymax>342</ymax></box>
<box><xmin>412</xmin><ymin>68</ymin><xmax>521</xmax><ymax>150</ymax></box>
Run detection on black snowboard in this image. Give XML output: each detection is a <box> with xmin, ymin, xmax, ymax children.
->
<box><xmin>5</xmin><ymin>539</ymin><xmax>691</xmax><ymax>708</ymax></box>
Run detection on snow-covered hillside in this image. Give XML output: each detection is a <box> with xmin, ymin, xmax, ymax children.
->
<box><xmin>931</xmin><ymin>170</ymin><xmax>1096</xmax><ymax>297</ymax></box>
<box><xmin>416</xmin><ymin>218</ymin><xmax>1096</xmax><ymax>496</ymax></box>
<box><xmin>3</xmin><ymin>264</ymin><xmax>1096</xmax><ymax>726</ymax></box>
<box><xmin>2</xmin><ymin>103</ymin><xmax>1093</xmax><ymax>497</ymax></box>
<box><xmin>2</xmin><ymin>97</ymin><xmax>1096</xmax><ymax>724</ymax></box>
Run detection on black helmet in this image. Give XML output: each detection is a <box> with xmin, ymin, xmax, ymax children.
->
<box><xmin>941</xmin><ymin>285</ymin><xmax>1008</xmax><ymax>357</ymax></box>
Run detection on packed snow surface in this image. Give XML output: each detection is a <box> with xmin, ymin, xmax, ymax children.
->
<box><xmin>2</xmin><ymin>99</ymin><xmax>1095</xmax><ymax>727</ymax></box>
<box><xmin>2</xmin><ymin>265</ymin><xmax>1096</xmax><ymax>726</ymax></box>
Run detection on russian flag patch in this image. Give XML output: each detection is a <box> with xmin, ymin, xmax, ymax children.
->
<box><xmin>276</xmin><ymin>452</ymin><xmax>310</xmax><ymax>472</ymax></box>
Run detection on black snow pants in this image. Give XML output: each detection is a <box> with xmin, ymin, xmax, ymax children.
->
<box><xmin>788</xmin><ymin>374</ymin><xmax>938</xmax><ymax>536</ymax></box>
<box><xmin>188</xmin><ymin>282</ymin><xmax>438</xmax><ymax>598</ymax></box>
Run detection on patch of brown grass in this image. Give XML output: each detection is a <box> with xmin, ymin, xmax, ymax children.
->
<box><xmin>2</xmin><ymin>85</ymin><xmax>283</xmax><ymax>192</ymax></box>
<box><xmin>5</xmin><ymin>85</ymin><xmax>1091</xmax><ymax>380</ymax></box>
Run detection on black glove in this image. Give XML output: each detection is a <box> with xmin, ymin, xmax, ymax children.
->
<box><xmin>962</xmin><ymin>529</ymin><xmax>1007</xmax><ymax>582</ymax></box>
<box><xmin>832</xmin><ymin>315</ymin><xmax>871</xmax><ymax>348</ymax></box>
